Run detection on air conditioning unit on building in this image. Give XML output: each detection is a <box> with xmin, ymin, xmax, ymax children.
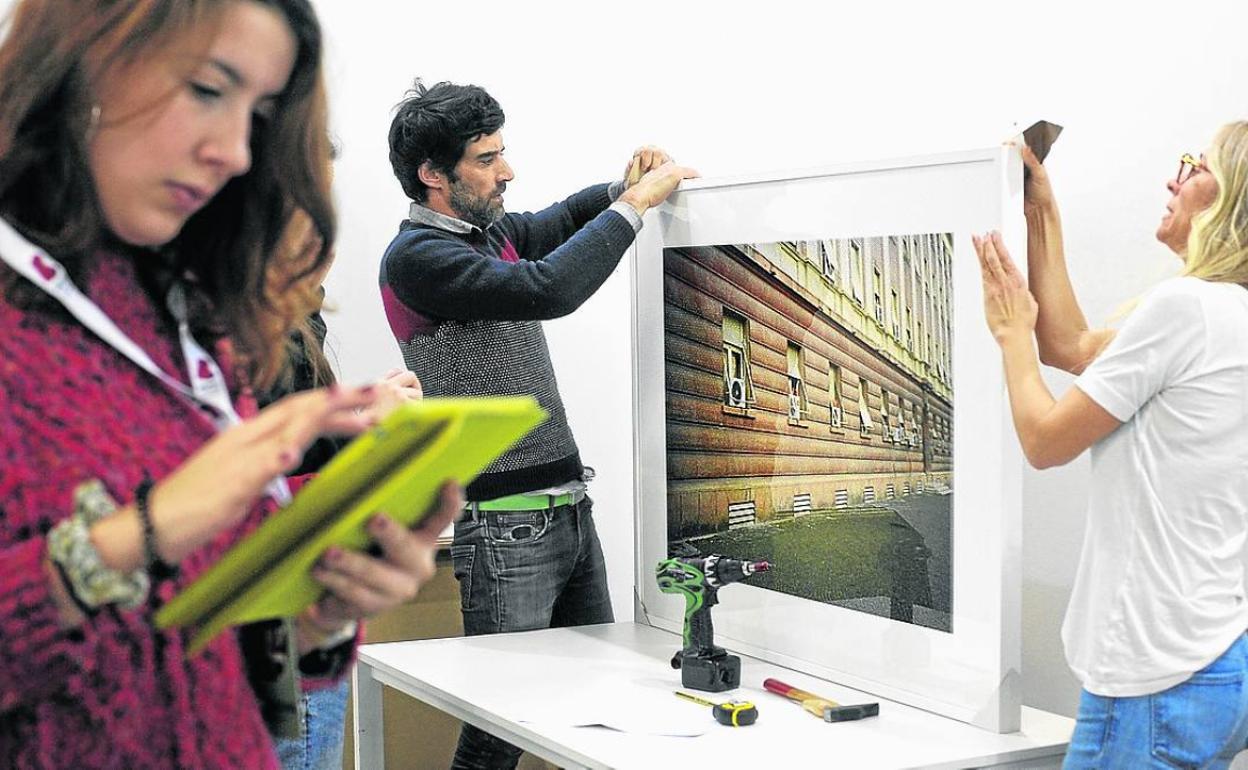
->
<box><xmin>788</xmin><ymin>395</ymin><xmax>802</xmax><ymax>419</ymax></box>
<box><xmin>727</xmin><ymin>378</ymin><xmax>747</xmax><ymax>408</ymax></box>
<box><xmin>829</xmin><ymin>406</ymin><xmax>843</xmax><ymax>427</ymax></box>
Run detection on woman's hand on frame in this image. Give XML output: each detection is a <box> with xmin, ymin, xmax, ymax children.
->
<box><xmin>974</xmin><ymin>231</ymin><xmax>1038</xmax><ymax>345</ymax></box>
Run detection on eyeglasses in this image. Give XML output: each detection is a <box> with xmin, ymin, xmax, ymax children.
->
<box><xmin>1176</xmin><ymin>153</ymin><xmax>1206</xmax><ymax>185</ymax></box>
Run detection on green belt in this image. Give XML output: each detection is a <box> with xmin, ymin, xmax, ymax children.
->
<box><xmin>474</xmin><ymin>491</ymin><xmax>580</xmax><ymax>512</ymax></box>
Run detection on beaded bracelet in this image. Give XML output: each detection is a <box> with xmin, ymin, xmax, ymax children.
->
<box><xmin>51</xmin><ymin>549</ymin><xmax>102</xmax><ymax>617</ymax></box>
<box><xmin>47</xmin><ymin>480</ymin><xmax>149</xmax><ymax>611</ymax></box>
<box><xmin>134</xmin><ymin>476</ymin><xmax>179</xmax><ymax>581</ymax></box>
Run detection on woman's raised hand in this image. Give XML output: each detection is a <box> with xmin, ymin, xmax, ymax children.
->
<box><xmin>974</xmin><ymin>231</ymin><xmax>1038</xmax><ymax>345</ymax></box>
<box><xmin>1021</xmin><ymin>144</ymin><xmax>1056</xmax><ymax>216</ymax></box>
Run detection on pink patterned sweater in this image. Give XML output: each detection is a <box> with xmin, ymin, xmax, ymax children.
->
<box><xmin>0</xmin><ymin>251</ymin><xmax>323</xmax><ymax>768</ymax></box>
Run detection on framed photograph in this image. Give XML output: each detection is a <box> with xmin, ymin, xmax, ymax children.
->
<box><xmin>632</xmin><ymin>146</ymin><xmax>1025</xmax><ymax>732</ymax></box>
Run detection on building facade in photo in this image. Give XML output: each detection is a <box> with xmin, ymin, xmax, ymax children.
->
<box><xmin>664</xmin><ymin>233</ymin><xmax>954</xmax><ymax>538</ymax></box>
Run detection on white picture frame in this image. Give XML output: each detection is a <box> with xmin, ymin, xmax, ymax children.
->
<box><xmin>631</xmin><ymin>146</ymin><xmax>1025</xmax><ymax>732</ymax></box>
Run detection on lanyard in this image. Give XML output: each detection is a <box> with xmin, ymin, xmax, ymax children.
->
<box><xmin>0</xmin><ymin>216</ymin><xmax>291</xmax><ymax>504</ymax></box>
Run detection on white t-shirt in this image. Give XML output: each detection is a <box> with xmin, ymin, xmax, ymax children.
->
<box><xmin>1068</xmin><ymin>276</ymin><xmax>1248</xmax><ymax>696</ymax></box>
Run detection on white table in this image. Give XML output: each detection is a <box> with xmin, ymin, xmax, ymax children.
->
<box><xmin>353</xmin><ymin>622</ymin><xmax>1073</xmax><ymax>769</ymax></box>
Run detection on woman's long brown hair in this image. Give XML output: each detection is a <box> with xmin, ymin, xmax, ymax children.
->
<box><xmin>0</xmin><ymin>0</ymin><xmax>335</xmax><ymax>389</ymax></box>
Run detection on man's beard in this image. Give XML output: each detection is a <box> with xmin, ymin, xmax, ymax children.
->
<box><xmin>448</xmin><ymin>178</ymin><xmax>505</xmax><ymax>230</ymax></box>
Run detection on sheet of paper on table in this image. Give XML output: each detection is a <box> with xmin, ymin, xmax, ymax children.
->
<box><xmin>509</xmin><ymin>674</ymin><xmax>712</xmax><ymax>737</ymax></box>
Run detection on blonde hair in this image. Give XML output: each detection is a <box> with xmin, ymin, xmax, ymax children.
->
<box><xmin>1183</xmin><ymin>121</ymin><xmax>1248</xmax><ymax>285</ymax></box>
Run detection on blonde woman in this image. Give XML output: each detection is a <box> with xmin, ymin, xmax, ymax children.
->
<box><xmin>976</xmin><ymin>124</ymin><xmax>1248</xmax><ymax>768</ymax></box>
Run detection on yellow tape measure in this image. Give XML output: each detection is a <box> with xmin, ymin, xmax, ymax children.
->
<box><xmin>674</xmin><ymin>691</ymin><xmax>759</xmax><ymax>727</ymax></box>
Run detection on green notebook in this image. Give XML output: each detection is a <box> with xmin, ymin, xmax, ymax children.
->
<box><xmin>155</xmin><ymin>396</ymin><xmax>547</xmax><ymax>654</ymax></box>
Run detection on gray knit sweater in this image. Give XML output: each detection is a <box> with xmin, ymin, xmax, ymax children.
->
<box><xmin>379</xmin><ymin>183</ymin><xmax>638</xmax><ymax>500</ymax></box>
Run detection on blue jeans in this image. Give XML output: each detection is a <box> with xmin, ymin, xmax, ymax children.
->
<box><xmin>273</xmin><ymin>679</ymin><xmax>350</xmax><ymax>770</ymax></box>
<box><xmin>449</xmin><ymin>496</ymin><xmax>613</xmax><ymax>770</ymax></box>
<box><xmin>1063</xmin><ymin>634</ymin><xmax>1248</xmax><ymax>769</ymax></box>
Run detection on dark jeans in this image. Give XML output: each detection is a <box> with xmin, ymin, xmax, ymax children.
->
<box><xmin>449</xmin><ymin>496</ymin><xmax>613</xmax><ymax>770</ymax></box>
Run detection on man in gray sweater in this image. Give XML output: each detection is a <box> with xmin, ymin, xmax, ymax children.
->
<box><xmin>380</xmin><ymin>79</ymin><xmax>695</xmax><ymax>769</ymax></box>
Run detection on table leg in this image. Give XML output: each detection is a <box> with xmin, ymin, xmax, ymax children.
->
<box><xmin>353</xmin><ymin>659</ymin><xmax>385</xmax><ymax>769</ymax></box>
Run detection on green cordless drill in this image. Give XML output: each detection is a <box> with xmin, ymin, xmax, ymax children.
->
<box><xmin>656</xmin><ymin>554</ymin><xmax>770</xmax><ymax>692</ymax></box>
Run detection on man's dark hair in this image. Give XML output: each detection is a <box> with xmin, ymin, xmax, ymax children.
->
<box><xmin>388</xmin><ymin>80</ymin><xmax>505</xmax><ymax>202</ymax></box>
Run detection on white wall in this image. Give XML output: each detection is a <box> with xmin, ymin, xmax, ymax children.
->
<box><xmin>311</xmin><ymin>0</ymin><xmax>1247</xmax><ymax>720</ymax></box>
<box><xmin>0</xmin><ymin>0</ymin><xmax>1235</xmax><ymax>731</ymax></box>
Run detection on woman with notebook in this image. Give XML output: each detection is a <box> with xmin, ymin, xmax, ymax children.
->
<box><xmin>0</xmin><ymin>1</ymin><xmax>460</xmax><ymax>766</ymax></box>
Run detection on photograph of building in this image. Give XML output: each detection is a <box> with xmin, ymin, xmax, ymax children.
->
<box><xmin>663</xmin><ymin>233</ymin><xmax>954</xmax><ymax>631</ymax></box>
